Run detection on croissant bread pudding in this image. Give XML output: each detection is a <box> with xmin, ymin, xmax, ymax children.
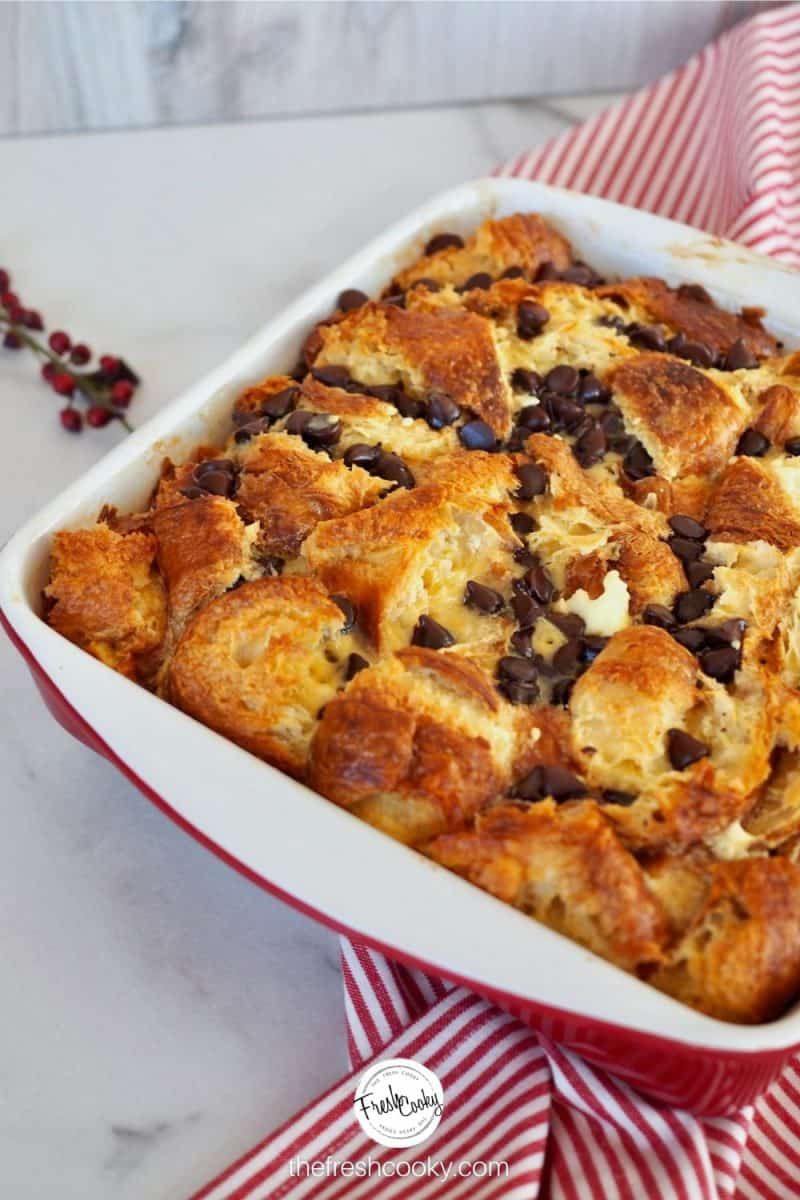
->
<box><xmin>44</xmin><ymin>212</ymin><xmax>800</xmax><ymax>1024</ymax></box>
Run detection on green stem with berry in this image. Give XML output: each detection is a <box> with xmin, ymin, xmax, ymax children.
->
<box><xmin>0</xmin><ymin>267</ymin><xmax>140</xmax><ymax>434</ymax></box>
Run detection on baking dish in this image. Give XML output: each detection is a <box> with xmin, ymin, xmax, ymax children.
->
<box><xmin>3</xmin><ymin>177</ymin><xmax>800</xmax><ymax>1114</ymax></box>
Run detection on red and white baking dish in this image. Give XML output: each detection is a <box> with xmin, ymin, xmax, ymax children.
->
<box><xmin>3</xmin><ymin>179</ymin><xmax>800</xmax><ymax>1115</ymax></box>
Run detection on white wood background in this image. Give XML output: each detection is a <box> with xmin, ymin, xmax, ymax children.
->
<box><xmin>0</xmin><ymin>0</ymin><xmax>773</xmax><ymax>137</ymax></box>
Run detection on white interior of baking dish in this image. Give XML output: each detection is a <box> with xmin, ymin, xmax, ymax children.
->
<box><xmin>3</xmin><ymin>177</ymin><xmax>800</xmax><ymax>1053</ymax></box>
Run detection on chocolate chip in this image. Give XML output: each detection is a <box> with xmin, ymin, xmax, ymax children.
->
<box><xmin>677</xmin><ymin>283</ymin><xmax>713</xmax><ymax>305</ymax></box>
<box><xmin>517</xmin><ymin>300</ymin><xmax>550</xmax><ymax>340</ymax></box>
<box><xmin>561</xmin><ymin>263</ymin><xmax>601</xmax><ymax>287</ymax></box>
<box><xmin>412</xmin><ymin>615</ymin><xmax>455</xmax><ymax>649</ymax></box>
<box><xmin>513</xmin><ymin>544</ymin><xmax>537</xmax><ymax>567</ymax></box>
<box><xmin>384</xmin><ymin>293</ymin><xmax>406</xmax><ymax>308</ymax></box>
<box><xmin>667</xmin><ymin>332</ymin><xmax>689</xmax><ymax>358</ymax></box>
<box><xmin>343</xmin><ymin>442</ymin><xmax>382</xmax><ymax>470</ymax></box>
<box><xmin>499</xmin><ymin>656</ymin><xmax>538</xmax><ymax>684</ymax></box>
<box><xmin>622</xmin><ymin>440</ymin><xmax>656</xmax><ymax>480</ymax></box>
<box><xmin>785</xmin><ymin>437</ymin><xmax>800</xmax><ymax>456</ymax></box>
<box><xmin>551</xmin><ymin>678</ymin><xmax>574</xmax><ymax>707</ymax></box>
<box><xmin>547</xmin><ymin>612</ymin><xmax>586</xmax><ymax>638</ymax></box>
<box><xmin>465</xmin><ymin>580</ymin><xmax>504</xmax><ymax>614</ymax></box>
<box><xmin>515</xmin><ymin>462</ymin><xmax>547</xmax><ymax>500</ymax></box>
<box><xmin>699</xmin><ymin>646</ymin><xmax>740</xmax><ymax>683</ymax></box>
<box><xmin>597</xmin><ymin>314</ymin><xmax>627</xmax><ymax>332</ymax></box>
<box><xmin>668</xmin><ymin>535</ymin><xmax>705</xmax><ymax>564</ymax></box>
<box><xmin>672</xmin><ymin>627</ymin><xmax>706</xmax><ymax>653</ymax></box>
<box><xmin>545</xmin><ymin>365</ymin><xmax>580</xmax><ymax>395</ymax></box>
<box><xmin>394</xmin><ymin>393</ymin><xmax>425</xmax><ymax>419</ymax></box>
<box><xmin>602</xmin><ymin>789</ymin><xmax>637</xmax><ymax>806</ymax></box>
<box><xmin>459</xmin><ymin>420</ymin><xmax>496</xmax><ymax>451</ymax></box>
<box><xmin>331</xmin><ymin>594</ymin><xmax>357</xmax><ymax>632</ymax></box>
<box><xmin>286</xmin><ymin>409</ymin><xmax>313</xmax><ymax>436</ymax></box>
<box><xmin>233</xmin><ymin>407</ymin><xmax>257</xmax><ymax>427</ymax></box>
<box><xmin>674</xmin><ymin>589</ymin><xmax>715</xmax><ymax>624</ymax></box>
<box><xmin>685</xmin><ymin>560</ymin><xmax>715</xmax><ymax>588</ymax></box>
<box><xmin>500</xmin><ymin>679</ymin><xmax>540</xmax><ymax>705</ymax></box>
<box><xmin>609</xmin><ymin>433</ymin><xmax>636</xmax><ymax>456</ymax></box>
<box><xmin>261</xmin><ymin>386</ymin><xmax>300</xmax><ymax>420</ymax></box>
<box><xmin>195</xmin><ymin>458</ymin><xmax>235</xmax><ymax>479</ymax></box>
<box><xmin>629</xmin><ymin>323</ymin><xmax>666</xmax><ymax>352</ymax></box>
<box><xmin>553</xmin><ymin>637</ymin><xmax>582</xmax><ymax>675</ymax></box>
<box><xmin>514</xmin><ymin>764</ymin><xmax>587</xmax><ymax>801</ymax></box>
<box><xmin>509</xmin><ymin>628</ymin><xmax>534</xmax><ymax>657</ymax></box>
<box><xmin>461</xmin><ymin>272</ymin><xmax>493</xmax><ymax>292</ymax></box>
<box><xmin>376</xmin><ymin>451</ymin><xmax>415</xmax><ymax>489</ymax></box>
<box><xmin>345</xmin><ymin>653</ymin><xmax>369</xmax><ymax>681</ymax></box>
<box><xmin>510</xmin><ymin>511</ymin><xmax>536</xmax><ymax>536</ymax></box>
<box><xmin>578</xmin><ymin>373</ymin><xmax>610</xmax><ymax>403</ymax></box>
<box><xmin>511</xmin><ymin>593</ymin><xmax>544</xmax><ymax>626</ymax></box>
<box><xmin>424</xmin><ymin>232</ymin><xmax>464</xmax><ymax>255</ymax></box>
<box><xmin>536</xmin><ymin>262</ymin><xmax>560</xmax><ymax>281</ymax></box>
<box><xmin>598</xmin><ymin>408</ymin><xmax>624</xmax><ymax>437</ymax></box>
<box><xmin>410</xmin><ymin>277</ymin><xmax>441</xmax><ymax>293</ymax></box>
<box><xmin>519</xmin><ymin>563</ymin><xmax>556</xmax><ymax>605</ymax></box>
<box><xmin>304</xmin><ymin>413</ymin><xmax>342</xmax><ymax>447</ymax></box>
<box><xmin>704</xmin><ymin>618</ymin><xmax>746</xmax><ymax>649</ymax></box>
<box><xmin>501</xmin><ymin>265</ymin><xmax>526</xmax><ymax>279</ymax></box>
<box><xmin>667</xmin><ymin>729</ymin><xmax>709</xmax><ymax>770</ymax></box>
<box><xmin>736</xmin><ymin>428</ymin><xmax>770</xmax><ymax>457</ymax></box>
<box><xmin>682</xmin><ymin>340</ymin><xmax>715</xmax><ymax>369</ymax></box>
<box><xmin>580</xmin><ymin>635</ymin><xmax>609</xmax><ymax>664</ymax></box>
<box><xmin>643</xmin><ymin>604</ymin><xmax>678</xmax><ymax>631</ymax></box>
<box><xmin>426</xmin><ymin>392</ymin><xmax>460</xmax><ymax>430</ymax></box>
<box><xmin>724</xmin><ymin>338</ymin><xmax>758</xmax><ymax>371</ymax></box>
<box><xmin>338</xmin><ymin>288</ymin><xmax>369</xmax><ymax>312</ymax></box>
<box><xmin>550</xmin><ymin>396</ymin><xmax>586</xmax><ymax>432</ymax></box>
<box><xmin>668</xmin><ymin>514</ymin><xmax>707</xmax><ymax>541</ymax></box>
<box><xmin>511</xmin><ymin>368</ymin><xmax>542</xmax><ymax>394</ymax></box>
<box><xmin>196</xmin><ymin>470</ymin><xmax>231</xmax><ymax>496</ymax></box>
<box><xmin>367</xmin><ymin>383</ymin><xmax>402</xmax><ymax>406</ymax></box>
<box><xmin>234</xmin><ymin>419</ymin><xmax>270</xmax><ymax>443</ymax></box>
<box><xmin>573</xmin><ymin>423</ymin><xmax>607</xmax><ymax>468</ymax></box>
<box><xmin>179</xmin><ymin>485</ymin><xmax>206</xmax><ymax>500</ymax></box>
<box><xmin>311</xmin><ymin>365</ymin><xmax>351</xmax><ymax>389</ymax></box>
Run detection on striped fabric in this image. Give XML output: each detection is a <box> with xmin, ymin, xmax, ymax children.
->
<box><xmin>192</xmin><ymin>7</ymin><xmax>800</xmax><ymax>1198</ymax></box>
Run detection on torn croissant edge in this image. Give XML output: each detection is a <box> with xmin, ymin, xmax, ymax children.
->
<box><xmin>42</xmin><ymin>210</ymin><xmax>800</xmax><ymax>1024</ymax></box>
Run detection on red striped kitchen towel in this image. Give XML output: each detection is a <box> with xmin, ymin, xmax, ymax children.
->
<box><xmin>192</xmin><ymin>6</ymin><xmax>800</xmax><ymax>1198</ymax></box>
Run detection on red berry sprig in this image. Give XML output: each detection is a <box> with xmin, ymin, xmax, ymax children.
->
<box><xmin>0</xmin><ymin>267</ymin><xmax>139</xmax><ymax>434</ymax></box>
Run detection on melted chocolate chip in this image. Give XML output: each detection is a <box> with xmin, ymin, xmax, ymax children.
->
<box><xmin>547</xmin><ymin>612</ymin><xmax>586</xmax><ymax>638</ymax></box>
<box><xmin>461</xmin><ymin>272</ymin><xmax>493</xmax><ymax>292</ymax></box>
<box><xmin>518</xmin><ymin>563</ymin><xmax>556</xmax><ymax>605</ymax></box>
<box><xmin>465</xmin><ymin>580</ymin><xmax>504</xmax><ymax>614</ymax></box>
<box><xmin>668</xmin><ymin>514</ymin><xmax>707</xmax><ymax>541</ymax></box>
<box><xmin>622</xmin><ymin>440</ymin><xmax>656</xmax><ymax>480</ymax></box>
<box><xmin>551</xmin><ymin>678</ymin><xmax>575</xmax><ymax>707</ymax></box>
<box><xmin>426</xmin><ymin>392</ymin><xmax>460</xmax><ymax>429</ymax></box>
<box><xmin>394</xmin><ymin>393</ymin><xmax>425</xmax><ymax>419</ymax></box>
<box><xmin>553</xmin><ymin>637</ymin><xmax>582</xmax><ymax>675</ymax></box>
<box><xmin>668</xmin><ymin>535</ymin><xmax>705</xmax><ymax>564</ymax></box>
<box><xmin>545</xmin><ymin>365</ymin><xmax>580</xmax><ymax>395</ymax></box>
<box><xmin>602</xmin><ymin>789</ymin><xmax>637</xmax><ymax>806</ymax></box>
<box><xmin>459</xmin><ymin>420</ymin><xmax>497</xmax><ymax>451</ymax></box>
<box><xmin>674</xmin><ymin>589</ymin><xmax>715</xmax><ymax>624</ymax></box>
<box><xmin>667</xmin><ymin>729</ymin><xmax>710</xmax><ymax>770</ymax></box>
<box><xmin>337</xmin><ymin>288</ymin><xmax>369</xmax><ymax>312</ymax></box>
<box><xmin>511</xmin><ymin>593</ymin><xmax>544</xmax><ymax>626</ymax></box>
<box><xmin>580</xmin><ymin>635</ymin><xmax>608</xmax><ymax>664</ymax></box>
<box><xmin>286</xmin><ymin>409</ymin><xmax>313</xmax><ymax>436</ymax></box>
<box><xmin>628</xmin><ymin>323</ymin><xmax>666</xmax><ymax>352</ymax></box>
<box><xmin>234</xmin><ymin>419</ymin><xmax>270</xmax><ymax>443</ymax></box>
<box><xmin>311</xmin><ymin>365</ymin><xmax>351</xmax><ymax>389</ymax></box>
<box><xmin>705</xmin><ymin>618</ymin><xmax>746</xmax><ymax>648</ymax></box>
<box><xmin>509</xmin><ymin>628</ymin><xmax>534</xmax><ymax>658</ymax></box>
<box><xmin>550</xmin><ymin>396</ymin><xmax>586</xmax><ymax>432</ymax></box>
<box><xmin>685</xmin><ymin>560</ymin><xmax>715</xmax><ymax>588</ymax></box>
<box><xmin>424</xmin><ymin>232</ymin><xmax>464</xmax><ymax>255</ymax></box>
<box><xmin>699</xmin><ymin>646</ymin><xmax>739</xmax><ymax>683</ymax></box>
<box><xmin>499</xmin><ymin>656</ymin><xmax>538</xmax><ymax>683</ymax></box>
<box><xmin>682</xmin><ymin>340</ymin><xmax>715</xmax><ymax>369</ymax></box>
<box><xmin>517</xmin><ymin>300</ymin><xmax>550</xmax><ymax>340</ymax></box>
<box><xmin>410</xmin><ymin>277</ymin><xmax>441</xmax><ymax>293</ymax></box>
<box><xmin>515</xmin><ymin>462</ymin><xmax>547</xmax><ymax>500</ymax></box>
<box><xmin>785</xmin><ymin>437</ymin><xmax>800</xmax><ymax>456</ymax></box>
<box><xmin>516</xmin><ymin>404</ymin><xmax>551</xmax><ymax>433</ymax></box>
<box><xmin>643</xmin><ymin>604</ymin><xmax>678</xmax><ymax>631</ymax></box>
<box><xmin>578</xmin><ymin>373</ymin><xmax>610</xmax><ymax>403</ymax></box>
<box><xmin>672</xmin><ymin>627</ymin><xmax>706</xmax><ymax>654</ymax></box>
<box><xmin>261</xmin><ymin>386</ymin><xmax>300</xmax><ymax>420</ymax></box>
<box><xmin>501</xmin><ymin>265</ymin><xmax>526</xmax><ymax>279</ymax></box>
<box><xmin>375</xmin><ymin>451</ymin><xmax>415</xmax><ymax>489</ymax></box>
<box><xmin>514</xmin><ymin>764</ymin><xmax>587</xmax><ymax>802</ymax></box>
<box><xmin>509</xmin><ymin>511</ymin><xmax>536</xmax><ymax>536</ymax></box>
<box><xmin>331</xmin><ymin>594</ymin><xmax>357</xmax><ymax>632</ymax></box>
<box><xmin>344</xmin><ymin>652</ymin><xmax>369</xmax><ymax>681</ymax></box>
<box><xmin>511</xmin><ymin>368</ymin><xmax>541</xmax><ymax>394</ymax></box>
<box><xmin>343</xmin><ymin>442</ymin><xmax>382</xmax><ymax>470</ymax></box>
<box><xmin>736</xmin><ymin>428</ymin><xmax>770</xmax><ymax>457</ymax></box>
<box><xmin>573</xmin><ymin>422</ymin><xmax>607</xmax><ymax>468</ymax></box>
<box><xmin>411</xmin><ymin>615</ymin><xmax>455</xmax><ymax>650</ymax></box>
<box><xmin>724</xmin><ymin>338</ymin><xmax>758</xmax><ymax>371</ymax></box>
<box><xmin>304</xmin><ymin>413</ymin><xmax>342</xmax><ymax>448</ymax></box>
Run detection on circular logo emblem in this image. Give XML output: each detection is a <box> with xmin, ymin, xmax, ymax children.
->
<box><xmin>353</xmin><ymin>1057</ymin><xmax>444</xmax><ymax>1148</ymax></box>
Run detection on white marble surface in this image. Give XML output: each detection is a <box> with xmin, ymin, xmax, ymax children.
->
<box><xmin>0</xmin><ymin>96</ymin><xmax>610</xmax><ymax>1199</ymax></box>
